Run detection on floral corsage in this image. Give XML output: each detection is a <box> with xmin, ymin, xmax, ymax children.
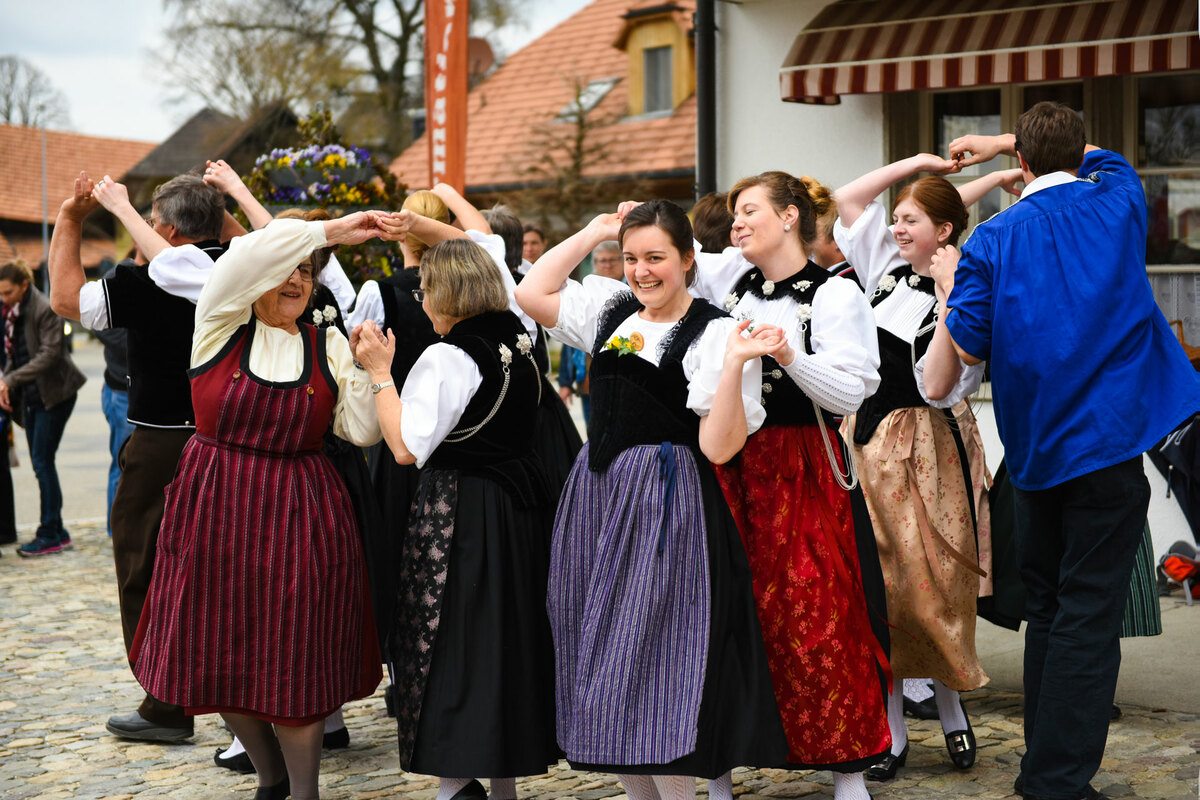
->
<box><xmin>604</xmin><ymin>332</ymin><xmax>644</xmax><ymax>355</ymax></box>
<box><xmin>312</xmin><ymin>305</ymin><xmax>338</xmax><ymax>325</ymax></box>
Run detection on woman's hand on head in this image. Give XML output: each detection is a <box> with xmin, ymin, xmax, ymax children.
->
<box><xmin>586</xmin><ymin>212</ymin><xmax>623</xmax><ymax>243</ymax></box>
<box><xmin>615</xmin><ymin>200</ymin><xmax>643</xmax><ymax>220</ymax></box>
<box><xmin>352</xmin><ymin>320</ymin><xmax>396</xmax><ymax>379</ymax></box>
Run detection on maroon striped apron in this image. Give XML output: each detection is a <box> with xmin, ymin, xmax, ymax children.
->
<box><xmin>131</xmin><ymin>318</ymin><xmax>380</xmax><ymax>723</ymax></box>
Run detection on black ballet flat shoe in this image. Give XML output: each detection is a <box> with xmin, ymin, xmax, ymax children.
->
<box><xmin>865</xmin><ymin>742</ymin><xmax>908</xmax><ymax>781</ymax></box>
<box><xmin>450</xmin><ymin>780</ymin><xmax>488</xmax><ymax>800</ymax></box>
<box><xmin>322</xmin><ymin>727</ymin><xmax>350</xmax><ymax>749</ymax></box>
<box><xmin>253</xmin><ymin>775</ymin><xmax>290</xmax><ymax>800</ymax></box>
<box><xmin>944</xmin><ymin>701</ymin><xmax>977</xmax><ymax>770</ymax></box>
<box><xmin>903</xmin><ymin>694</ymin><xmax>940</xmax><ymax>720</ymax></box>
<box><xmin>214</xmin><ymin>746</ymin><xmax>256</xmax><ymax>774</ymax></box>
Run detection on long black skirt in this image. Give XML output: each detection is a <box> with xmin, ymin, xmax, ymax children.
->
<box><xmin>397</xmin><ymin>469</ymin><xmax>560</xmax><ymax>778</ymax></box>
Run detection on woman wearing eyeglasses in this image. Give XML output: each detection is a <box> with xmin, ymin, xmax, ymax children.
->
<box><xmin>130</xmin><ymin>213</ymin><xmax>385</xmax><ymax>800</ymax></box>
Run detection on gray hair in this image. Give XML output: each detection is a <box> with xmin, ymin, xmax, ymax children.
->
<box><xmin>592</xmin><ymin>240</ymin><xmax>621</xmax><ymax>258</ymax></box>
<box><xmin>152</xmin><ymin>175</ymin><xmax>225</xmax><ymax>241</ymax></box>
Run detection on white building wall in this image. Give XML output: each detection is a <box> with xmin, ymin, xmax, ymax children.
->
<box><xmin>714</xmin><ymin>0</ymin><xmax>887</xmax><ymax>193</ymax></box>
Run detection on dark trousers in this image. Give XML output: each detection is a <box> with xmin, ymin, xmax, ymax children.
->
<box><xmin>24</xmin><ymin>395</ymin><xmax>76</xmax><ymax>541</ymax></box>
<box><xmin>0</xmin><ymin>419</ymin><xmax>15</xmax><ymax>542</ymax></box>
<box><xmin>1013</xmin><ymin>456</ymin><xmax>1150</xmax><ymax>800</ymax></box>
<box><xmin>111</xmin><ymin>426</ymin><xmax>195</xmax><ymax>728</ymax></box>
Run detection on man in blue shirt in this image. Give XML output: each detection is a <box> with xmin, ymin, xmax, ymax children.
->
<box><xmin>925</xmin><ymin>102</ymin><xmax>1200</xmax><ymax>800</ymax></box>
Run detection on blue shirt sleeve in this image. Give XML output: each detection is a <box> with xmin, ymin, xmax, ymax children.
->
<box><xmin>558</xmin><ymin>345</ymin><xmax>576</xmax><ymax>388</ymax></box>
<box><xmin>945</xmin><ymin>229</ymin><xmax>995</xmax><ymax>363</ymax></box>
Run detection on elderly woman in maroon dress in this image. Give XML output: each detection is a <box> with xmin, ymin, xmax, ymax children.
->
<box><xmin>130</xmin><ymin>212</ymin><xmax>384</xmax><ymax>800</ymax></box>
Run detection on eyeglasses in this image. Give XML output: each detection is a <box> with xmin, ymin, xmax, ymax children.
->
<box><xmin>411</xmin><ymin>289</ymin><xmax>426</xmax><ymax>302</ymax></box>
<box><xmin>294</xmin><ymin>264</ymin><xmax>315</xmax><ymax>283</ymax></box>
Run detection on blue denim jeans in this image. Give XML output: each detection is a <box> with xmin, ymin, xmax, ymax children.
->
<box><xmin>101</xmin><ymin>385</ymin><xmax>134</xmax><ymax>537</ymax></box>
<box><xmin>23</xmin><ymin>394</ymin><xmax>76</xmax><ymax>542</ymax></box>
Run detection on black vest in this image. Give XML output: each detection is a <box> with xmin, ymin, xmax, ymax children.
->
<box><xmin>852</xmin><ymin>265</ymin><xmax>939</xmax><ymax>444</ymax></box>
<box><xmin>110</xmin><ymin>242</ymin><xmax>226</xmax><ymax>428</ymax></box>
<box><xmin>424</xmin><ymin>311</ymin><xmax>541</xmax><ymax>471</ymax></box>
<box><xmin>586</xmin><ymin>292</ymin><xmax>727</xmax><ymax>472</ymax></box>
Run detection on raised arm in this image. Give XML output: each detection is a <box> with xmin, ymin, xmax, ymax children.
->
<box><xmin>375</xmin><ymin>209</ymin><xmax>471</xmax><ymax>247</ymax></box>
<box><xmin>834</xmin><ymin>154</ymin><xmax>961</xmax><ymax>229</ymax></box>
<box><xmin>431</xmin><ymin>182</ymin><xmax>491</xmax><ymax>235</ymax></box>
<box><xmin>204</xmin><ymin>159</ymin><xmax>273</xmax><ymax>231</ymax></box>
<box><xmin>48</xmin><ymin>172</ymin><xmax>100</xmax><ymax>321</ymax></box>
<box><xmin>514</xmin><ymin>213</ymin><xmax>622</xmax><ymax>329</ymax></box>
<box><xmin>948</xmin><ymin>134</ymin><xmax>1016</xmax><ymax>168</ymax></box>
<box><xmin>92</xmin><ymin>176</ymin><xmax>171</xmax><ymax>261</ymax></box>
<box><xmin>956</xmin><ymin>167</ymin><xmax>1025</xmax><ymax>208</ymax></box>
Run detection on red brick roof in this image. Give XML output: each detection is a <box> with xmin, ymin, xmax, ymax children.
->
<box><xmin>0</xmin><ymin>125</ymin><xmax>157</xmax><ymax>224</ymax></box>
<box><xmin>0</xmin><ymin>232</ymin><xmax>119</xmax><ymax>268</ymax></box>
<box><xmin>390</xmin><ymin>0</ymin><xmax>696</xmax><ymax>191</ymax></box>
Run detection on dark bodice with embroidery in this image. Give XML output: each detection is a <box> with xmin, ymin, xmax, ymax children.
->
<box><xmin>424</xmin><ymin>311</ymin><xmax>541</xmax><ymax>471</ymax></box>
<box><xmin>586</xmin><ymin>292</ymin><xmax>727</xmax><ymax>472</ymax></box>
<box><xmin>729</xmin><ymin>261</ymin><xmax>838</xmax><ymax>428</ymax></box>
<box><xmin>852</xmin><ymin>265</ymin><xmax>939</xmax><ymax>445</ymax></box>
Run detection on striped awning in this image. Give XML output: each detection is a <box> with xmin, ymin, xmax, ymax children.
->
<box><xmin>781</xmin><ymin>0</ymin><xmax>1200</xmax><ymax>104</ymax></box>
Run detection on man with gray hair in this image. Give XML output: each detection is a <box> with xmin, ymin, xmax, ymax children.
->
<box><xmin>49</xmin><ymin>171</ymin><xmax>228</xmax><ymax>742</ymax></box>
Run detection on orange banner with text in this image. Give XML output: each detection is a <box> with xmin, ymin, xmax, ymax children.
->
<box><xmin>425</xmin><ymin>0</ymin><xmax>468</xmax><ymax>192</ymax></box>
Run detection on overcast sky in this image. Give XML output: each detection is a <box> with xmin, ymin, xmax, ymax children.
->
<box><xmin>0</xmin><ymin>0</ymin><xmax>588</xmax><ymax>143</ymax></box>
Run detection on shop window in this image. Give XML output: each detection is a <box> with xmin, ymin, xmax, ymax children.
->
<box><xmin>643</xmin><ymin>46</ymin><xmax>672</xmax><ymax>114</ymax></box>
<box><xmin>933</xmin><ymin>90</ymin><xmax>1006</xmax><ymax>227</ymax></box>
<box><xmin>1140</xmin><ymin>73</ymin><xmax>1200</xmax><ymax>342</ymax></box>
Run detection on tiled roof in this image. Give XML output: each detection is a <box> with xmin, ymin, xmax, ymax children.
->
<box><xmin>0</xmin><ymin>233</ymin><xmax>118</xmax><ymax>268</ymax></box>
<box><xmin>123</xmin><ymin>108</ymin><xmax>238</xmax><ymax>178</ymax></box>
<box><xmin>0</xmin><ymin>124</ymin><xmax>156</xmax><ymax>224</ymax></box>
<box><xmin>390</xmin><ymin>0</ymin><xmax>696</xmax><ymax>191</ymax></box>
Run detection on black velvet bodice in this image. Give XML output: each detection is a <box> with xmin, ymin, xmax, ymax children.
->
<box><xmin>424</xmin><ymin>311</ymin><xmax>540</xmax><ymax>471</ymax></box>
<box><xmin>852</xmin><ymin>265</ymin><xmax>939</xmax><ymax>444</ymax></box>
<box><xmin>585</xmin><ymin>292</ymin><xmax>727</xmax><ymax>472</ymax></box>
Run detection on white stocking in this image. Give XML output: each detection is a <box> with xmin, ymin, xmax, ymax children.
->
<box><xmin>832</xmin><ymin>771</ymin><xmax>872</xmax><ymax>800</ymax></box>
<box><xmin>933</xmin><ymin>680</ymin><xmax>968</xmax><ymax>733</ymax></box>
<box><xmin>323</xmin><ymin>708</ymin><xmax>345</xmax><ymax>733</ymax></box>
<box><xmin>706</xmin><ymin>771</ymin><xmax>732</xmax><ymax>800</ymax></box>
<box><xmin>651</xmin><ymin>775</ymin><xmax>696</xmax><ymax>800</ymax></box>
<box><xmin>223</xmin><ymin>735</ymin><xmax>247</xmax><ymax>758</ymax></box>
<box><xmin>887</xmin><ymin>683</ymin><xmax>908</xmax><ymax>756</ymax></box>
<box><xmin>437</xmin><ymin>778</ymin><xmax>474</xmax><ymax>800</ymax></box>
<box><xmin>618</xmin><ymin>774</ymin><xmax>660</xmax><ymax>800</ymax></box>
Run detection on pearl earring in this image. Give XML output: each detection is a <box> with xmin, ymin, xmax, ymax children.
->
<box><xmin>784</xmin><ymin>224</ymin><xmax>791</xmax><ymax>231</ymax></box>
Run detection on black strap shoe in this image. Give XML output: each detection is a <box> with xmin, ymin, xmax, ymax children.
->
<box><xmin>865</xmin><ymin>742</ymin><xmax>908</xmax><ymax>781</ymax></box>
<box><xmin>944</xmin><ymin>699</ymin><xmax>976</xmax><ymax>769</ymax></box>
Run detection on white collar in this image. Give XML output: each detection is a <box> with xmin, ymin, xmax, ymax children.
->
<box><xmin>1020</xmin><ymin>171</ymin><xmax>1082</xmax><ymax>200</ymax></box>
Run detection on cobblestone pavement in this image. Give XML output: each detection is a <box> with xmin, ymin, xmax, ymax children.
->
<box><xmin>2</xmin><ymin>526</ymin><xmax>1198</xmax><ymax>800</ymax></box>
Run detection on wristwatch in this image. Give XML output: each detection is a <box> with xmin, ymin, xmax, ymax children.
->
<box><xmin>370</xmin><ymin>379</ymin><xmax>395</xmax><ymax>394</ymax></box>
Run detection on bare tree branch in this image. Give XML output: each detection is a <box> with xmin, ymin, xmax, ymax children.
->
<box><xmin>0</xmin><ymin>56</ymin><xmax>71</xmax><ymax>129</ymax></box>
